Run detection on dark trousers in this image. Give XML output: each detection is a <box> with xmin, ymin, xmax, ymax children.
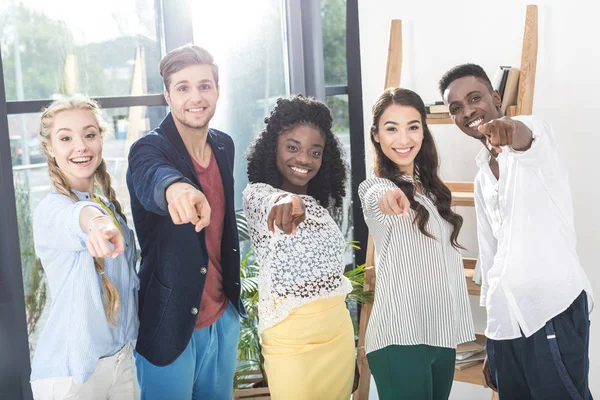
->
<box><xmin>367</xmin><ymin>344</ymin><xmax>456</xmax><ymax>400</ymax></box>
<box><xmin>487</xmin><ymin>291</ymin><xmax>592</xmax><ymax>400</ymax></box>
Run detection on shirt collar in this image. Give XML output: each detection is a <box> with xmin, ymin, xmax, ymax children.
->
<box><xmin>476</xmin><ymin>147</ymin><xmax>491</xmax><ymax>169</ymax></box>
<box><xmin>71</xmin><ymin>188</ymin><xmax>94</xmax><ymax>201</ymax></box>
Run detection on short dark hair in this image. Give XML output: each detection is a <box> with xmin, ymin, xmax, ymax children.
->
<box><xmin>159</xmin><ymin>44</ymin><xmax>219</xmax><ymax>90</ymax></box>
<box><xmin>438</xmin><ymin>63</ymin><xmax>493</xmax><ymax>97</ymax></box>
<box><xmin>245</xmin><ymin>95</ymin><xmax>347</xmax><ymax>209</ymax></box>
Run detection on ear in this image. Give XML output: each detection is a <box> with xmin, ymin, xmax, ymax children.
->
<box><xmin>372</xmin><ymin>131</ymin><xmax>380</xmax><ymax>143</ymax></box>
<box><xmin>164</xmin><ymin>89</ymin><xmax>172</xmax><ymax>109</ymax></box>
<box><xmin>492</xmin><ymin>90</ymin><xmax>502</xmax><ymax>109</ymax></box>
<box><xmin>45</xmin><ymin>142</ymin><xmax>55</xmax><ymax>158</ymax></box>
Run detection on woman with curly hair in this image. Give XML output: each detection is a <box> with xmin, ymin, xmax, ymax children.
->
<box><xmin>358</xmin><ymin>88</ymin><xmax>475</xmax><ymax>399</ymax></box>
<box><xmin>243</xmin><ymin>95</ymin><xmax>354</xmax><ymax>399</ymax></box>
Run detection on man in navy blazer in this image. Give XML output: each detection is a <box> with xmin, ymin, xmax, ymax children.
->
<box><xmin>127</xmin><ymin>44</ymin><xmax>244</xmax><ymax>399</ymax></box>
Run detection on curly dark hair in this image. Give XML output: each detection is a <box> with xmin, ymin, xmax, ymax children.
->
<box><xmin>246</xmin><ymin>95</ymin><xmax>347</xmax><ymax>209</ymax></box>
<box><xmin>370</xmin><ymin>88</ymin><xmax>464</xmax><ymax>249</ymax></box>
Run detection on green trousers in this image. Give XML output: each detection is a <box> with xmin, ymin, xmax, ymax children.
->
<box><xmin>366</xmin><ymin>344</ymin><xmax>456</xmax><ymax>400</ymax></box>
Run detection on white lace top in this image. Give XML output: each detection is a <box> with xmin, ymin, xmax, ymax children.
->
<box><xmin>242</xmin><ymin>183</ymin><xmax>353</xmax><ymax>334</ymax></box>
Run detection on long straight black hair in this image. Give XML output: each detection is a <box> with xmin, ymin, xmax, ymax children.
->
<box><xmin>370</xmin><ymin>88</ymin><xmax>463</xmax><ymax>249</ymax></box>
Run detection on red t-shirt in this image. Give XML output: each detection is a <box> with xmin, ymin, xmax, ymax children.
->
<box><xmin>192</xmin><ymin>152</ymin><xmax>228</xmax><ymax>329</ymax></box>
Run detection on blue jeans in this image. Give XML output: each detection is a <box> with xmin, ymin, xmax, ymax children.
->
<box><xmin>134</xmin><ymin>303</ymin><xmax>240</xmax><ymax>400</ymax></box>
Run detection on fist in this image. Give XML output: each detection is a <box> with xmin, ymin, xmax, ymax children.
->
<box><xmin>166</xmin><ymin>182</ymin><xmax>211</xmax><ymax>232</ymax></box>
<box><xmin>268</xmin><ymin>195</ymin><xmax>306</xmax><ymax>235</ymax></box>
<box><xmin>478</xmin><ymin>116</ymin><xmax>518</xmax><ymax>153</ymax></box>
<box><xmin>86</xmin><ymin>216</ymin><xmax>125</xmax><ymax>258</ymax></box>
<box><xmin>378</xmin><ymin>188</ymin><xmax>410</xmax><ymax>216</ymax></box>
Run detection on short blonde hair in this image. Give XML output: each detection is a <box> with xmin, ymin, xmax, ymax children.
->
<box><xmin>159</xmin><ymin>44</ymin><xmax>219</xmax><ymax>91</ymax></box>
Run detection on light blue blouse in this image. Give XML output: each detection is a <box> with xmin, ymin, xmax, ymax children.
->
<box><xmin>31</xmin><ymin>189</ymin><xmax>139</xmax><ymax>384</ymax></box>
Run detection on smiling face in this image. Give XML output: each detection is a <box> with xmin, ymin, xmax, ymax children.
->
<box><xmin>373</xmin><ymin>104</ymin><xmax>424</xmax><ymax>176</ymax></box>
<box><xmin>444</xmin><ymin>76</ymin><xmax>502</xmax><ymax>139</ymax></box>
<box><xmin>275</xmin><ymin>124</ymin><xmax>325</xmax><ymax>195</ymax></box>
<box><xmin>164</xmin><ymin>64</ymin><xmax>219</xmax><ymax>133</ymax></box>
<box><xmin>45</xmin><ymin>109</ymin><xmax>103</xmax><ymax>193</ymax></box>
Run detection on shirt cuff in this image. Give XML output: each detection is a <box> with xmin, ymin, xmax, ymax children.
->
<box><xmin>153</xmin><ymin>175</ymin><xmax>195</xmax><ymax>213</ymax></box>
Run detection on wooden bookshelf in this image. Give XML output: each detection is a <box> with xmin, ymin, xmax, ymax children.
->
<box><xmin>448</xmin><ymin>181</ymin><xmax>475</xmax><ymax>207</ymax></box>
<box><xmin>355</xmin><ymin>6</ymin><xmax>537</xmax><ymax>399</ymax></box>
<box><xmin>454</xmin><ymin>333</ymin><xmax>487</xmax><ymax>385</ymax></box>
<box><xmin>427</xmin><ymin>113</ymin><xmax>453</xmax><ymax>124</ymax></box>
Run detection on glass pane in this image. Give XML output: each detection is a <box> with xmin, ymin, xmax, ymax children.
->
<box><xmin>326</xmin><ymin>94</ymin><xmax>353</xmax><ymax>266</ymax></box>
<box><xmin>0</xmin><ymin>0</ymin><xmax>164</xmax><ymax>101</ymax></box>
<box><xmin>322</xmin><ymin>0</ymin><xmax>347</xmax><ymax>86</ymax></box>
<box><xmin>192</xmin><ymin>0</ymin><xmax>289</xmax><ymax>212</ymax></box>
<box><xmin>12</xmin><ymin>105</ymin><xmax>167</xmax><ymax>357</ymax></box>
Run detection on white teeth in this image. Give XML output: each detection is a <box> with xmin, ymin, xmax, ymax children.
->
<box><xmin>394</xmin><ymin>148</ymin><xmax>411</xmax><ymax>154</ymax></box>
<box><xmin>188</xmin><ymin>108</ymin><xmax>205</xmax><ymax>112</ymax></box>
<box><xmin>290</xmin><ymin>166</ymin><xmax>309</xmax><ymax>174</ymax></box>
<box><xmin>468</xmin><ymin>118</ymin><xmax>483</xmax><ymax>128</ymax></box>
<box><xmin>71</xmin><ymin>157</ymin><xmax>91</xmax><ymax>163</ymax></box>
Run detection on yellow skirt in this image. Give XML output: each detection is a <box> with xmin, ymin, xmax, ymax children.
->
<box><xmin>261</xmin><ymin>296</ymin><xmax>355</xmax><ymax>400</ymax></box>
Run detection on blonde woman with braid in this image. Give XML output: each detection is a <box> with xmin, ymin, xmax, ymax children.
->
<box><xmin>30</xmin><ymin>96</ymin><xmax>139</xmax><ymax>400</ymax></box>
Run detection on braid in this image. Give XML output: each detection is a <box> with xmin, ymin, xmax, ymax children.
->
<box><xmin>39</xmin><ymin>96</ymin><xmax>122</xmax><ymax>326</ymax></box>
<box><xmin>95</xmin><ymin>160</ymin><xmax>127</xmax><ymax>222</ymax></box>
<box><xmin>47</xmin><ymin>157</ymin><xmax>78</xmax><ymax>202</ymax></box>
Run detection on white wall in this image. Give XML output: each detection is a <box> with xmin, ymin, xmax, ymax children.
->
<box><xmin>357</xmin><ymin>0</ymin><xmax>600</xmax><ymax>397</ymax></box>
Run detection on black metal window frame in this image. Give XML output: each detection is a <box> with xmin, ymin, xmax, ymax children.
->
<box><xmin>0</xmin><ymin>1</ymin><xmax>366</xmax><ymax>398</ymax></box>
<box><xmin>286</xmin><ymin>0</ymin><xmax>366</xmax><ymax>266</ymax></box>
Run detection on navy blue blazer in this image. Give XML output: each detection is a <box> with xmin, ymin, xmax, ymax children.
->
<box><xmin>126</xmin><ymin>113</ymin><xmax>244</xmax><ymax>366</ymax></box>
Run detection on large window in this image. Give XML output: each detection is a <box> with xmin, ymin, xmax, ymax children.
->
<box><xmin>0</xmin><ymin>2</ymin><xmax>364</xmax><ymax>397</ymax></box>
<box><xmin>0</xmin><ymin>0</ymin><xmax>163</xmax><ymax>101</ymax></box>
<box><xmin>1</xmin><ymin>0</ymin><xmax>166</xmax><ymax>358</ymax></box>
<box><xmin>191</xmin><ymin>0</ymin><xmax>289</xmax><ymax>209</ymax></box>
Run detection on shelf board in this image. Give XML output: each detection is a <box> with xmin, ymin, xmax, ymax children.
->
<box><xmin>454</xmin><ymin>360</ymin><xmax>485</xmax><ymax>385</ymax></box>
<box><xmin>463</xmin><ymin>257</ymin><xmax>477</xmax><ymax>270</ymax></box>
<box><xmin>446</xmin><ymin>181</ymin><xmax>475</xmax><ymax>207</ymax></box>
<box><xmin>464</xmin><ymin>268</ymin><xmax>481</xmax><ymax>296</ymax></box>
<box><xmin>426</xmin><ymin>113</ymin><xmax>453</xmax><ymax>124</ymax></box>
<box><xmin>451</xmin><ymin>191</ymin><xmax>475</xmax><ymax>207</ymax></box>
<box><xmin>454</xmin><ymin>333</ymin><xmax>487</xmax><ymax>385</ymax></box>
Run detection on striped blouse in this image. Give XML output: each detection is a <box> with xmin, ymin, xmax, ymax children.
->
<box><xmin>359</xmin><ymin>177</ymin><xmax>474</xmax><ymax>354</ymax></box>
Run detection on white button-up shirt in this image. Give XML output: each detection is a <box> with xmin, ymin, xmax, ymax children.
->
<box><xmin>474</xmin><ymin>115</ymin><xmax>593</xmax><ymax>340</ymax></box>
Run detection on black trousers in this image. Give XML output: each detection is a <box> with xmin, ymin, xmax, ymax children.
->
<box><xmin>487</xmin><ymin>291</ymin><xmax>592</xmax><ymax>400</ymax></box>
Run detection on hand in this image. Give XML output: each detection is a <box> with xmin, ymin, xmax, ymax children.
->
<box><xmin>267</xmin><ymin>195</ymin><xmax>306</xmax><ymax>235</ymax></box>
<box><xmin>378</xmin><ymin>188</ymin><xmax>410</xmax><ymax>216</ymax></box>
<box><xmin>86</xmin><ymin>216</ymin><xmax>125</xmax><ymax>258</ymax></box>
<box><xmin>166</xmin><ymin>182</ymin><xmax>211</xmax><ymax>232</ymax></box>
<box><xmin>482</xmin><ymin>356</ymin><xmax>498</xmax><ymax>392</ymax></box>
<box><xmin>478</xmin><ymin>116</ymin><xmax>518</xmax><ymax>153</ymax></box>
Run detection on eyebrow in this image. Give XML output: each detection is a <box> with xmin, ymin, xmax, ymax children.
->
<box><xmin>173</xmin><ymin>79</ymin><xmax>214</xmax><ymax>86</ymax></box>
<box><xmin>285</xmin><ymin>138</ymin><xmax>324</xmax><ymax>148</ymax></box>
<box><xmin>449</xmin><ymin>90</ymin><xmax>481</xmax><ymax>106</ymax></box>
<box><xmin>56</xmin><ymin>125</ymin><xmax>98</xmax><ymax>134</ymax></box>
<box><xmin>383</xmin><ymin>120</ymin><xmax>420</xmax><ymax>126</ymax></box>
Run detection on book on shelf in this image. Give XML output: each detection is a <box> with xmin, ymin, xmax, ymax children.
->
<box><xmin>491</xmin><ymin>65</ymin><xmax>511</xmax><ymax>98</ymax></box>
<box><xmin>501</xmin><ymin>67</ymin><xmax>520</xmax><ymax>113</ymax></box>
<box><xmin>426</xmin><ymin>113</ymin><xmax>450</xmax><ymax>119</ymax></box>
<box><xmin>455</xmin><ymin>347</ymin><xmax>486</xmax><ymax>370</ymax></box>
<box><xmin>457</xmin><ymin>350</ymin><xmax>486</xmax><ymax>362</ymax></box>
<box><xmin>455</xmin><ymin>359</ymin><xmax>482</xmax><ymax>371</ymax></box>
<box><xmin>425</xmin><ymin>101</ymin><xmax>449</xmax><ymax>114</ymax></box>
<box><xmin>456</xmin><ymin>349</ymin><xmax>484</xmax><ymax>361</ymax></box>
<box><xmin>456</xmin><ymin>340</ymin><xmax>485</xmax><ymax>354</ymax></box>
